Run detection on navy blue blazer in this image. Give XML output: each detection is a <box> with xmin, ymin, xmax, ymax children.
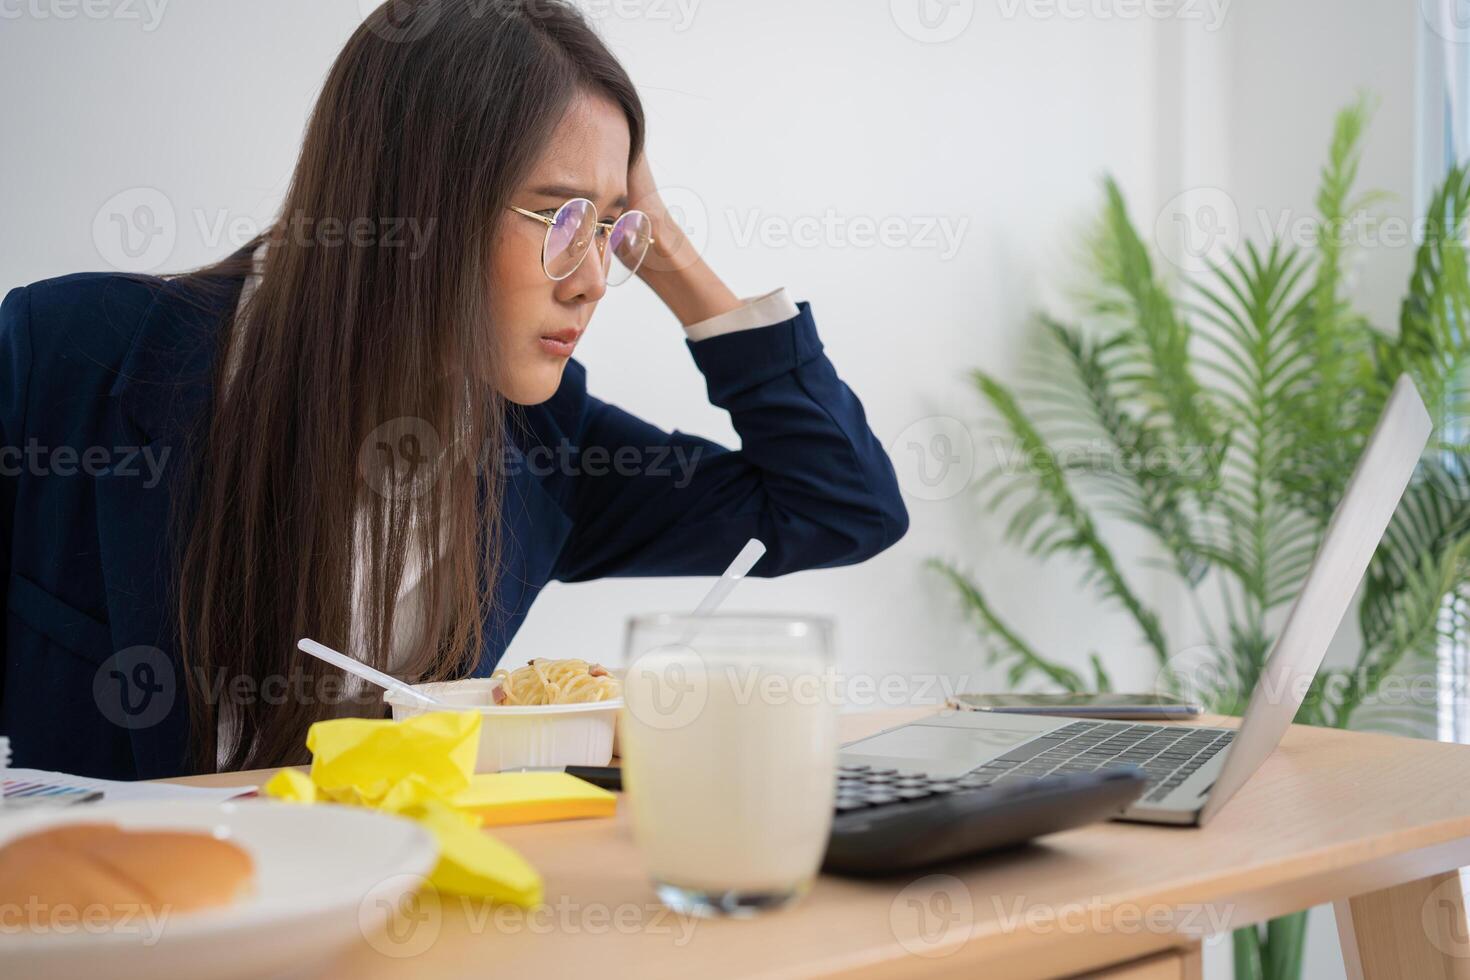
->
<box><xmin>0</xmin><ymin>267</ymin><xmax>907</xmax><ymax>779</ymax></box>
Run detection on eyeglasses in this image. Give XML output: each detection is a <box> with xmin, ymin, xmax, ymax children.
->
<box><xmin>508</xmin><ymin>198</ymin><xmax>655</xmax><ymax>287</ymax></box>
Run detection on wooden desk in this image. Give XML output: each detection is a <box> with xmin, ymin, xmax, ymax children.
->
<box><xmin>167</xmin><ymin>709</ymin><xmax>1470</xmax><ymax>980</ymax></box>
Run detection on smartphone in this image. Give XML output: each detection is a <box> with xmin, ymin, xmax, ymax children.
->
<box><xmin>947</xmin><ymin>692</ymin><xmax>1203</xmax><ymax>721</ymax></box>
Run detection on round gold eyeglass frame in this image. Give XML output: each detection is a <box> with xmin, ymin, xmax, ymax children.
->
<box><xmin>508</xmin><ymin>198</ymin><xmax>655</xmax><ymax>286</ymax></box>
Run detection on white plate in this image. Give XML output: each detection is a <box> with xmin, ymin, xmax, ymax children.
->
<box><xmin>0</xmin><ymin>799</ymin><xmax>438</xmax><ymax>980</ymax></box>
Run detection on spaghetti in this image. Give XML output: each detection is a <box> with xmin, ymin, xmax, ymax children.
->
<box><xmin>489</xmin><ymin>658</ymin><xmax>621</xmax><ymax>705</ymax></box>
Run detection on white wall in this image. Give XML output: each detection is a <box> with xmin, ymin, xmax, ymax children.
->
<box><xmin>0</xmin><ymin>0</ymin><xmax>1172</xmax><ymax>701</ymax></box>
<box><xmin>0</xmin><ymin>3</ymin><xmax>1430</xmax><ymax>977</ymax></box>
<box><xmin>525</xmin><ymin>2</ymin><xmax>1173</xmax><ymax>703</ymax></box>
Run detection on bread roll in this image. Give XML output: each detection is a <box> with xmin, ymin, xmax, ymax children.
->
<box><xmin>0</xmin><ymin>822</ymin><xmax>254</xmax><ymax>925</ymax></box>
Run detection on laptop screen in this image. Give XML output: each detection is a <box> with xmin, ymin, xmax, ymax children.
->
<box><xmin>1199</xmin><ymin>375</ymin><xmax>1433</xmax><ymax>825</ymax></box>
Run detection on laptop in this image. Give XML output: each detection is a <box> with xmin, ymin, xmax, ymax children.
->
<box><xmin>842</xmin><ymin>375</ymin><xmax>1433</xmax><ymax>826</ymax></box>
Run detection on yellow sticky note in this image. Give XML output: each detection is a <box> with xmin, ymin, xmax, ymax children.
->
<box><xmin>261</xmin><ymin>709</ymin><xmax>544</xmax><ymax>906</ymax></box>
<box><xmin>407</xmin><ymin>800</ymin><xmax>544</xmax><ymax>907</ymax></box>
<box><xmin>373</xmin><ymin>772</ymin><xmax>462</xmax><ymax>816</ymax></box>
<box><xmin>305</xmin><ymin>711</ymin><xmax>480</xmax><ymax>802</ymax></box>
<box><xmin>452</xmin><ymin>772</ymin><xmax>617</xmax><ymax>827</ymax></box>
<box><xmin>262</xmin><ymin>767</ymin><xmax>316</xmax><ymax>804</ymax></box>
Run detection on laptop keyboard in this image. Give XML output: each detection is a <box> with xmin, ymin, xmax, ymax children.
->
<box><xmin>963</xmin><ymin>720</ymin><xmax>1236</xmax><ymax>805</ymax></box>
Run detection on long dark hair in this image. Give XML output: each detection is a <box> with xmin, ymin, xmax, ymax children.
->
<box><xmin>175</xmin><ymin>0</ymin><xmax>644</xmax><ymax>772</ymax></box>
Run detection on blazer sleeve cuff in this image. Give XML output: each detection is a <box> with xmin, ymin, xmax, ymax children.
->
<box><xmin>685</xmin><ymin>300</ymin><xmax>824</xmax><ymax>405</ymax></box>
<box><xmin>682</xmin><ymin>287</ymin><xmax>801</xmax><ymax>341</ymax></box>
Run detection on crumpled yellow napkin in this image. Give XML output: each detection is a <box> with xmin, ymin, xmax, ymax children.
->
<box><xmin>263</xmin><ymin>711</ymin><xmax>542</xmax><ymax>906</ymax></box>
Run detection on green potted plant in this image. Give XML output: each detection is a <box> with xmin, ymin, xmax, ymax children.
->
<box><xmin>932</xmin><ymin>98</ymin><xmax>1470</xmax><ymax>980</ymax></box>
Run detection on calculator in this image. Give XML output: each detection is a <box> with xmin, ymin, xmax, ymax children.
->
<box><xmin>822</xmin><ymin>765</ymin><xmax>1148</xmax><ymax>875</ymax></box>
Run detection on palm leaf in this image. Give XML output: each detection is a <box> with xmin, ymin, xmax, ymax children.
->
<box><xmin>1389</xmin><ymin>163</ymin><xmax>1470</xmax><ymax>419</ymax></box>
<box><xmin>1029</xmin><ymin>316</ymin><xmax>1210</xmax><ymax>584</ymax></box>
<box><xmin>973</xmin><ymin>370</ymin><xmax>1171</xmax><ymax>664</ymax></box>
<box><xmin>1336</xmin><ymin>533</ymin><xmax>1470</xmax><ymax>729</ymax></box>
<box><xmin>927</xmin><ymin>559</ymin><xmax>1088</xmax><ymax>692</ymax></box>
<box><xmin>1188</xmin><ymin>239</ymin><xmax>1316</xmax><ymax>654</ymax></box>
<box><xmin>1088</xmin><ymin>177</ymin><xmax>1224</xmax><ymax>496</ymax></box>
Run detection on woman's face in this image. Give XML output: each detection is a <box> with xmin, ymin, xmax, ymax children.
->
<box><xmin>490</xmin><ymin>91</ymin><xmax>632</xmax><ymax>405</ymax></box>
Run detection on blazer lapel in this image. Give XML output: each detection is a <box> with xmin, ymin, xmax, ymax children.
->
<box><xmin>93</xmin><ymin>273</ymin><xmax>241</xmax><ymax>778</ymax></box>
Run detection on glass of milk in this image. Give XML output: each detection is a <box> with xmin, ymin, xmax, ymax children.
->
<box><xmin>621</xmin><ymin>613</ymin><xmax>838</xmax><ymax>918</ymax></box>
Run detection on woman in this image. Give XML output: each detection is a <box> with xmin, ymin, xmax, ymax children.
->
<box><xmin>0</xmin><ymin>0</ymin><xmax>907</xmax><ymax>779</ymax></box>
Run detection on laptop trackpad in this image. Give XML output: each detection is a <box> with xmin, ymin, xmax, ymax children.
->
<box><xmin>841</xmin><ymin>725</ymin><xmax>1040</xmax><ymax>778</ymax></box>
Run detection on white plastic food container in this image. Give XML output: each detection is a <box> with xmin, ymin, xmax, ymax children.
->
<box><xmin>383</xmin><ymin>679</ymin><xmax>619</xmax><ymax>773</ymax></box>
